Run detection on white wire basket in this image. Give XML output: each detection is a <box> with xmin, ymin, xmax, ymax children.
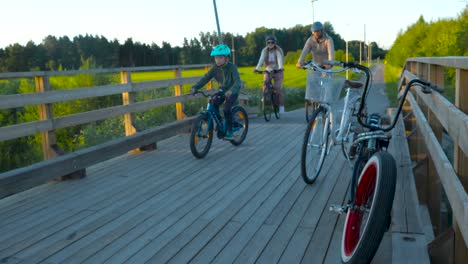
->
<box><xmin>306</xmin><ymin>71</ymin><xmax>345</xmax><ymax>104</ymax></box>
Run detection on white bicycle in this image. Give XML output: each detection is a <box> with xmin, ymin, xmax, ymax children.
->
<box><xmin>300</xmin><ymin>60</ymin><xmax>366</xmax><ymax>184</ymax></box>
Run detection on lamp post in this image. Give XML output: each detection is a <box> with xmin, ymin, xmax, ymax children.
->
<box><xmin>345</xmin><ymin>24</ymin><xmax>350</xmax><ymax>79</ymax></box>
<box><xmin>346</xmin><ymin>40</ymin><xmax>349</xmax><ymax>79</ymax></box>
<box><xmin>212</xmin><ymin>0</ymin><xmax>223</xmax><ymax>44</ymax></box>
<box><xmin>311</xmin><ymin>0</ymin><xmax>318</xmax><ymax>22</ymax></box>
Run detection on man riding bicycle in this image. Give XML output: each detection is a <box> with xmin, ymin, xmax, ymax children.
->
<box><xmin>296</xmin><ymin>21</ymin><xmax>335</xmax><ymax>104</ymax></box>
<box><xmin>190</xmin><ymin>44</ymin><xmax>241</xmax><ymax>140</ymax></box>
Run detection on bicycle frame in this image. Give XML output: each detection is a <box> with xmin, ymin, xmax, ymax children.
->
<box><xmin>347</xmin><ymin>78</ymin><xmax>440</xmax><ymax>201</ymax></box>
<box><xmin>256</xmin><ymin>69</ymin><xmax>281</xmax><ymax>121</ymax></box>
<box><xmin>313</xmin><ymin>61</ymin><xmax>445</xmax><ymax>264</ymax></box>
<box><xmin>204</xmin><ymin>93</ymin><xmax>227</xmax><ymax>137</ymax></box>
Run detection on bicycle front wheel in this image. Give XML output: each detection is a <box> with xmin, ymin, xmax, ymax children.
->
<box><xmin>230</xmin><ymin>106</ymin><xmax>249</xmax><ymax>146</ymax></box>
<box><xmin>305</xmin><ymin>100</ymin><xmax>317</xmax><ymax>123</ymax></box>
<box><xmin>190</xmin><ymin>113</ymin><xmax>213</xmax><ymax>159</ymax></box>
<box><xmin>262</xmin><ymin>90</ymin><xmax>273</xmax><ymax>122</ymax></box>
<box><xmin>341</xmin><ymin>151</ymin><xmax>397</xmax><ymax>264</ymax></box>
<box><xmin>301</xmin><ymin>106</ymin><xmax>329</xmax><ymax>184</ymax></box>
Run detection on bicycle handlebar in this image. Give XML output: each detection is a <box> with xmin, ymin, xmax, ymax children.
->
<box><xmin>362</xmin><ymin>78</ymin><xmax>445</xmax><ymax>132</ymax></box>
<box><xmin>192</xmin><ymin>89</ymin><xmax>223</xmax><ymax>97</ymax></box>
<box><xmin>254</xmin><ymin>69</ymin><xmax>284</xmax><ymax>74</ymax></box>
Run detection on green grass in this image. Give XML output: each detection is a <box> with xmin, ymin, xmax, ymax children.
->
<box><xmin>129</xmin><ymin>63</ymin><xmax>391</xmax><ymax>113</ymax></box>
<box><xmin>129</xmin><ymin>64</ymin><xmax>310</xmax><ymax>112</ymax></box>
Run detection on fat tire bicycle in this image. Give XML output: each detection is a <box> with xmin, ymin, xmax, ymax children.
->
<box><xmin>300</xmin><ymin>61</ymin><xmax>364</xmax><ymax>184</ymax></box>
<box><xmin>309</xmin><ymin>61</ymin><xmax>444</xmax><ymax>264</ymax></box>
<box><xmin>255</xmin><ymin>69</ymin><xmax>282</xmax><ymax>121</ymax></box>
<box><xmin>189</xmin><ymin>90</ymin><xmax>249</xmax><ymax>159</ymax></box>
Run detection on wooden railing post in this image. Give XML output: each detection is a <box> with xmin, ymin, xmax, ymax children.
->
<box><xmin>35</xmin><ymin>76</ymin><xmax>56</xmax><ymax>160</ymax></box>
<box><xmin>120</xmin><ymin>71</ymin><xmax>155</xmax><ymax>151</ymax></box>
<box><xmin>35</xmin><ymin>75</ymin><xmax>86</xmax><ymax>179</ymax></box>
<box><xmin>429</xmin><ymin>64</ymin><xmax>444</xmax><ymax>87</ymax></box>
<box><xmin>121</xmin><ymin>71</ymin><xmax>137</xmax><ymax>136</ymax></box>
<box><xmin>454</xmin><ymin>68</ymin><xmax>468</xmax><ymax>190</ymax></box>
<box><xmin>173</xmin><ymin>67</ymin><xmax>186</xmax><ymax>120</ymax></box>
<box><xmin>453</xmin><ymin>68</ymin><xmax>468</xmax><ymax>264</ymax></box>
<box><xmin>205</xmin><ymin>66</ymin><xmax>213</xmax><ymax>90</ymax></box>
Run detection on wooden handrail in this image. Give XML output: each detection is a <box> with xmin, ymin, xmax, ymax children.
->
<box><xmin>402</xmin><ymin>57</ymin><xmax>468</xmax><ymax>252</ymax></box>
<box><xmin>0</xmin><ymin>64</ymin><xmax>213</xmax><ymax>198</ymax></box>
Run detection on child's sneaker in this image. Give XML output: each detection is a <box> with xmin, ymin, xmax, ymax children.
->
<box><xmin>224</xmin><ymin>130</ymin><xmax>234</xmax><ymax>140</ymax></box>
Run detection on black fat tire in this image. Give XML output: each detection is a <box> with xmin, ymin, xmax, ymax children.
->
<box><xmin>190</xmin><ymin>114</ymin><xmax>213</xmax><ymax>159</ymax></box>
<box><xmin>230</xmin><ymin>106</ymin><xmax>249</xmax><ymax>146</ymax></box>
<box><xmin>301</xmin><ymin>106</ymin><xmax>329</xmax><ymax>184</ymax></box>
<box><xmin>341</xmin><ymin>151</ymin><xmax>397</xmax><ymax>264</ymax></box>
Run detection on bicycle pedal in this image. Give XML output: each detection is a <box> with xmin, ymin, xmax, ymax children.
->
<box><xmin>329</xmin><ymin>204</ymin><xmax>347</xmax><ymax>214</ymax></box>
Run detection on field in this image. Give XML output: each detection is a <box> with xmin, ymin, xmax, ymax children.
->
<box><xmin>130</xmin><ymin>64</ymin><xmax>311</xmax><ymax>111</ymax></box>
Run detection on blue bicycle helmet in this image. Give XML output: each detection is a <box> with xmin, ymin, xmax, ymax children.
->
<box><xmin>311</xmin><ymin>21</ymin><xmax>324</xmax><ymax>32</ymax></box>
<box><xmin>210</xmin><ymin>44</ymin><xmax>231</xmax><ymax>57</ymax></box>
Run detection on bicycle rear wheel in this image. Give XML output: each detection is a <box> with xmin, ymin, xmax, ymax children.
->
<box><xmin>190</xmin><ymin>113</ymin><xmax>213</xmax><ymax>159</ymax></box>
<box><xmin>230</xmin><ymin>106</ymin><xmax>248</xmax><ymax>146</ymax></box>
<box><xmin>301</xmin><ymin>106</ymin><xmax>329</xmax><ymax>184</ymax></box>
<box><xmin>262</xmin><ymin>89</ymin><xmax>273</xmax><ymax>122</ymax></box>
<box><xmin>341</xmin><ymin>151</ymin><xmax>397</xmax><ymax>264</ymax></box>
<box><xmin>272</xmin><ymin>91</ymin><xmax>280</xmax><ymax>119</ymax></box>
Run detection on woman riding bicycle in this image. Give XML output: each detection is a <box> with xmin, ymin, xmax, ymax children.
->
<box><xmin>253</xmin><ymin>35</ymin><xmax>285</xmax><ymax>113</ymax></box>
<box><xmin>190</xmin><ymin>44</ymin><xmax>241</xmax><ymax>140</ymax></box>
<box><xmin>296</xmin><ymin>21</ymin><xmax>335</xmax><ymax>107</ymax></box>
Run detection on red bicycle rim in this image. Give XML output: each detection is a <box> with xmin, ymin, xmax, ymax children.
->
<box><xmin>343</xmin><ymin>162</ymin><xmax>377</xmax><ymax>256</ymax></box>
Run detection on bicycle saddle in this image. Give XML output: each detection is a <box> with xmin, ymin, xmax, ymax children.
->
<box><xmin>343</xmin><ymin>80</ymin><xmax>364</xmax><ymax>89</ymax></box>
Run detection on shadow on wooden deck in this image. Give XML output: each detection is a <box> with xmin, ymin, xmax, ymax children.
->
<box><xmin>0</xmin><ymin>109</ymin><xmax>427</xmax><ymax>263</ymax></box>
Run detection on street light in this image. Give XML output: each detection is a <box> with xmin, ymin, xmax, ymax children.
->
<box><xmin>212</xmin><ymin>0</ymin><xmax>223</xmax><ymax>44</ymax></box>
<box><xmin>311</xmin><ymin>0</ymin><xmax>318</xmax><ymax>22</ymax></box>
<box><xmin>345</xmin><ymin>24</ymin><xmax>350</xmax><ymax>79</ymax></box>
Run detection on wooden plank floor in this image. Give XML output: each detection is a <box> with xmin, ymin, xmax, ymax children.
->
<box><xmin>0</xmin><ymin>109</ymin><xmax>414</xmax><ymax>264</ymax></box>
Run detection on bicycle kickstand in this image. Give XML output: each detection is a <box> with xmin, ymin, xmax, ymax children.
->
<box><xmin>329</xmin><ymin>204</ymin><xmax>347</xmax><ymax>214</ymax></box>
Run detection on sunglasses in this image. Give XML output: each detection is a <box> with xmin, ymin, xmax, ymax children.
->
<box><xmin>267</xmin><ymin>41</ymin><xmax>275</xmax><ymax>44</ymax></box>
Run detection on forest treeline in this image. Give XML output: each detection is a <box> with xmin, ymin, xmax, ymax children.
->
<box><xmin>1</xmin><ymin>8</ymin><xmax>466</xmax><ymax>73</ymax></box>
<box><xmin>0</xmin><ymin>22</ymin><xmax>387</xmax><ymax>72</ymax></box>
<box><xmin>386</xmin><ymin>11</ymin><xmax>467</xmax><ymax>67</ymax></box>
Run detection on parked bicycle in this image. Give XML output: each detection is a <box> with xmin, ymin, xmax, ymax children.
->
<box><xmin>189</xmin><ymin>90</ymin><xmax>249</xmax><ymax>159</ymax></box>
<box><xmin>300</xmin><ymin>60</ymin><xmax>364</xmax><ymax>184</ymax></box>
<box><xmin>302</xmin><ymin>60</ymin><xmax>444</xmax><ymax>264</ymax></box>
<box><xmin>254</xmin><ymin>69</ymin><xmax>282</xmax><ymax>121</ymax></box>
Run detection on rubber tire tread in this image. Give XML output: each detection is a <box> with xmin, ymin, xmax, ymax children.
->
<box><xmin>230</xmin><ymin>106</ymin><xmax>249</xmax><ymax>146</ymax></box>
<box><xmin>301</xmin><ymin>106</ymin><xmax>328</xmax><ymax>184</ymax></box>
<box><xmin>341</xmin><ymin>151</ymin><xmax>397</xmax><ymax>264</ymax></box>
<box><xmin>190</xmin><ymin>114</ymin><xmax>213</xmax><ymax>159</ymax></box>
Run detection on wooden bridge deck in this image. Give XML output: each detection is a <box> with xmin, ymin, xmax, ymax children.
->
<box><xmin>0</xmin><ymin>109</ymin><xmax>427</xmax><ymax>264</ymax></box>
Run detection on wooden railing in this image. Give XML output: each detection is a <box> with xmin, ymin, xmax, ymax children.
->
<box><xmin>400</xmin><ymin>56</ymin><xmax>468</xmax><ymax>263</ymax></box>
<box><xmin>0</xmin><ymin>64</ymin><xmax>214</xmax><ymax>198</ymax></box>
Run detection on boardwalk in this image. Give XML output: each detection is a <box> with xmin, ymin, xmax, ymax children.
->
<box><xmin>0</xmin><ymin>109</ymin><xmax>419</xmax><ymax>264</ymax></box>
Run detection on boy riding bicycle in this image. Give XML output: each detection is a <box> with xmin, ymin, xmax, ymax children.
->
<box><xmin>190</xmin><ymin>44</ymin><xmax>241</xmax><ymax>140</ymax></box>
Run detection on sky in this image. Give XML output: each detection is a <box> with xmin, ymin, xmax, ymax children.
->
<box><xmin>1</xmin><ymin>0</ymin><xmax>466</xmax><ymax>50</ymax></box>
